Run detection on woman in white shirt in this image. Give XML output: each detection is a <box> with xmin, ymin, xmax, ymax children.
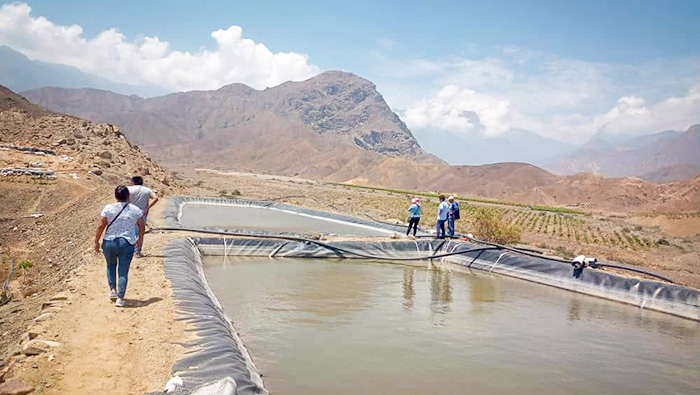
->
<box><xmin>94</xmin><ymin>185</ymin><xmax>145</xmax><ymax>307</ymax></box>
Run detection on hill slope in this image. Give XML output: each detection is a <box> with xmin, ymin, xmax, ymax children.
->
<box><xmin>1</xmin><ymin>87</ymin><xmax>175</xmax><ymax>190</ymax></box>
<box><xmin>0</xmin><ymin>84</ymin><xmax>47</xmax><ymax>117</ymax></box>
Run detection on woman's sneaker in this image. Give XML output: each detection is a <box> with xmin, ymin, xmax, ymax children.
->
<box><xmin>115</xmin><ymin>298</ymin><xmax>126</xmax><ymax>307</ymax></box>
<box><xmin>110</xmin><ymin>289</ymin><xmax>118</xmax><ymax>302</ymax></box>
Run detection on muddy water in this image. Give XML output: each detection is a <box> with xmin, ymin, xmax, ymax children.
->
<box><xmin>180</xmin><ymin>204</ymin><xmax>391</xmax><ymax>236</ymax></box>
<box><xmin>203</xmin><ymin>257</ymin><xmax>700</xmax><ymax>395</ymax></box>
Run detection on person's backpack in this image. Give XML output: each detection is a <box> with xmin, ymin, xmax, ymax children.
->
<box><xmin>453</xmin><ymin>202</ymin><xmax>460</xmax><ymax>220</ymax></box>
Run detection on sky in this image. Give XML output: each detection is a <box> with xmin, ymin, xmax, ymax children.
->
<box><xmin>1</xmin><ymin>0</ymin><xmax>699</xmax><ymax>144</ymax></box>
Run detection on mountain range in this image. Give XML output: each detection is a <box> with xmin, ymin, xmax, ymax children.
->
<box><xmin>5</xmin><ymin>43</ymin><xmax>699</xmax><ymax>183</ymax></box>
<box><xmin>22</xmin><ymin>71</ymin><xmax>442</xmax><ymax>175</ymax></box>
<box><xmin>547</xmin><ymin>126</ymin><xmax>700</xmax><ymax>182</ymax></box>
<box><xmin>0</xmin><ymin>46</ymin><xmax>169</xmax><ymax>98</ymax></box>
<box><xmin>17</xmin><ymin>73</ymin><xmax>700</xmax><ymax>212</ymax></box>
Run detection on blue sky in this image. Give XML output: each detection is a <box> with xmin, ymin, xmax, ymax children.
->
<box><xmin>22</xmin><ymin>0</ymin><xmax>700</xmax><ymax>65</ymax></box>
<box><xmin>1</xmin><ymin>0</ymin><xmax>699</xmax><ymax>143</ymax></box>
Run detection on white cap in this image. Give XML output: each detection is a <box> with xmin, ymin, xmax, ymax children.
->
<box><xmin>448</xmin><ymin>196</ymin><xmax>454</xmax><ymax>200</ymax></box>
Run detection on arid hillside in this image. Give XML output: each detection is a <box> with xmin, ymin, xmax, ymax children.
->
<box><xmin>21</xmin><ymin>79</ymin><xmax>700</xmax><ymax>213</ymax></box>
<box><xmin>23</xmin><ymin>71</ymin><xmax>439</xmax><ymax>162</ymax></box>
<box><xmin>0</xmin><ymin>84</ymin><xmax>188</xmax><ymax>393</ymax></box>
<box><xmin>1</xmin><ymin>85</ymin><xmax>47</xmax><ymax>118</ymax></box>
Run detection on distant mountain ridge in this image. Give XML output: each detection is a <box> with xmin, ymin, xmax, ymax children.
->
<box><xmin>0</xmin><ymin>46</ymin><xmax>169</xmax><ymax>98</ymax></box>
<box><xmin>23</xmin><ymin>71</ymin><xmax>438</xmax><ymax>167</ymax></box>
<box><xmin>18</xmin><ymin>77</ymin><xmax>700</xmax><ymax>212</ymax></box>
<box><xmin>547</xmin><ymin>125</ymin><xmax>700</xmax><ymax>182</ymax></box>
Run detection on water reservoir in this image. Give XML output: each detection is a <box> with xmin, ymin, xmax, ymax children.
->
<box><xmin>202</xmin><ymin>256</ymin><xmax>700</xmax><ymax>395</ymax></box>
<box><xmin>179</xmin><ymin>203</ymin><xmax>393</xmax><ymax>236</ymax></box>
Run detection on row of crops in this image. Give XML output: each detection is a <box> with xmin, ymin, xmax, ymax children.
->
<box><xmin>508</xmin><ymin>210</ymin><xmax>653</xmax><ymax>249</ymax></box>
<box><xmin>450</xmin><ymin>204</ymin><xmax>654</xmax><ymax>250</ymax></box>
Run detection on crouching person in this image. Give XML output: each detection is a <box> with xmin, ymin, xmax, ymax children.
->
<box><xmin>95</xmin><ymin>185</ymin><xmax>145</xmax><ymax>307</ymax></box>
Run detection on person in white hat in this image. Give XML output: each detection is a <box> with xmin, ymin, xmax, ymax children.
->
<box><xmin>447</xmin><ymin>196</ymin><xmax>460</xmax><ymax>238</ymax></box>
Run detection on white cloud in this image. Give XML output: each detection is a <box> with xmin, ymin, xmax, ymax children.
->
<box><xmin>403</xmin><ymin>85</ymin><xmax>512</xmax><ymax>136</ymax></box>
<box><xmin>0</xmin><ymin>3</ymin><xmax>321</xmax><ymax>91</ymax></box>
<box><xmin>402</xmin><ymin>82</ymin><xmax>700</xmax><ymax>143</ymax></box>
<box><xmin>387</xmin><ymin>46</ymin><xmax>700</xmax><ymax>143</ymax></box>
<box><xmin>592</xmin><ymin>83</ymin><xmax>700</xmax><ymax>135</ymax></box>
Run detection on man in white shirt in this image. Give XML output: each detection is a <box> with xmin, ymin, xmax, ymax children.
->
<box><xmin>127</xmin><ymin>175</ymin><xmax>159</xmax><ymax>256</ymax></box>
<box><xmin>436</xmin><ymin>195</ymin><xmax>449</xmax><ymax>239</ymax></box>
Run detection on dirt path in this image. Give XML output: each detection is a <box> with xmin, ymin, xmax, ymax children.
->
<box><xmin>7</xmin><ymin>230</ymin><xmax>188</xmax><ymax>394</ymax></box>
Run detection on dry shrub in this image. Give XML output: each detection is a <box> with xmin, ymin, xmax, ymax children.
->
<box><xmin>473</xmin><ymin>209</ymin><xmax>522</xmax><ymax>244</ymax></box>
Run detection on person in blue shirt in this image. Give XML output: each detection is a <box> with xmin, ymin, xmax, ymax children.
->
<box><xmin>436</xmin><ymin>195</ymin><xmax>449</xmax><ymax>239</ymax></box>
<box><xmin>406</xmin><ymin>197</ymin><xmax>422</xmax><ymax>236</ymax></box>
<box><xmin>447</xmin><ymin>196</ymin><xmax>460</xmax><ymax>238</ymax></box>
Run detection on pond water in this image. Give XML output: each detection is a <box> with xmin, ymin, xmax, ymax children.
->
<box><xmin>180</xmin><ymin>204</ymin><xmax>391</xmax><ymax>236</ymax></box>
<box><xmin>202</xmin><ymin>257</ymin><xmax>700</xmax><ymax>395</ymax></box>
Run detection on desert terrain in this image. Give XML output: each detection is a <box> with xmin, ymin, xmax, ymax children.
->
<box><xmin>1</xmin><ymin>85</ymin><xmax>699</xmax><ymax>394</ymax></box>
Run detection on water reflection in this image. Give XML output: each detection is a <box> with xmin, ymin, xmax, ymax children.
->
<box><xmin>430</xmin><ymin>269</ymin><xmax>452</xmax><ymax>313</ymax></box>
<box><xmin>568</xmin><ymin>298</ymin><xmax>581</xmax><ymax>322</ymax></box>
<box><xmin>403</xmin><ymin>267</ymin><xmax>414</xmax><ymax>310</ymax></box>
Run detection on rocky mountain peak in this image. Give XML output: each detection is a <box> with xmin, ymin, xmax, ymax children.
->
<box><xmin>215</xmin><ymin>82</ymin><xmax>255</xmax><ymax>96</ymax></box>
<box><xmin>23</xmin><ymin>71</ymin><xmax>434</xmax><ymax>162</ymax></box>
<box><xmin>274</xmin><ymin>71</ymin><xmax>427</xmax><ymax>159</ymax></box>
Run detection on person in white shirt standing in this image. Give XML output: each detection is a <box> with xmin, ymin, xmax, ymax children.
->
<box><xmin>436</xmin><ymin>195</ymin><xmax>449</xmax><ymax>239</ymax></box>
<box><xmin>127</xmin><ymin>175</ymin><xmax>159</xmax><ymax>257</ymax></box>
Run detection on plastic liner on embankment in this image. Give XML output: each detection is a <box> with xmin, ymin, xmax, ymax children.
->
<box><xmin>163</xmin><ymin>238</ymin><xmax>267</xmax><ymax>395</ymax></box>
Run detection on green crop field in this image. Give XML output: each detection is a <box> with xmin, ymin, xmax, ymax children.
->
<box><xmin>335</xmin><ymin>182</ymin><xmax>656</xmax><ymax>250</ymax></box>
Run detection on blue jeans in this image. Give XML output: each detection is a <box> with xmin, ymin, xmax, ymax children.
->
<box><xmin>447</xmin><ymin>217</ymin><xmax>455</xmax><ymax>237</ymax></box>
<box><xmin>102</xmin><ymin>237</ymin><xmax>135</xmax><ymax>299</ymax></box>
<box><xmin>436</xmin><ymin>219</ymin><xmax>446</xmax><ymax>238</ymax></box>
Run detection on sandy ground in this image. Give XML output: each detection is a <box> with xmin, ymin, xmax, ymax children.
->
<box><xmin>628</xmin><ymin>215</ymin><xmax>700</xmax><ymax>237</ymax></box>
